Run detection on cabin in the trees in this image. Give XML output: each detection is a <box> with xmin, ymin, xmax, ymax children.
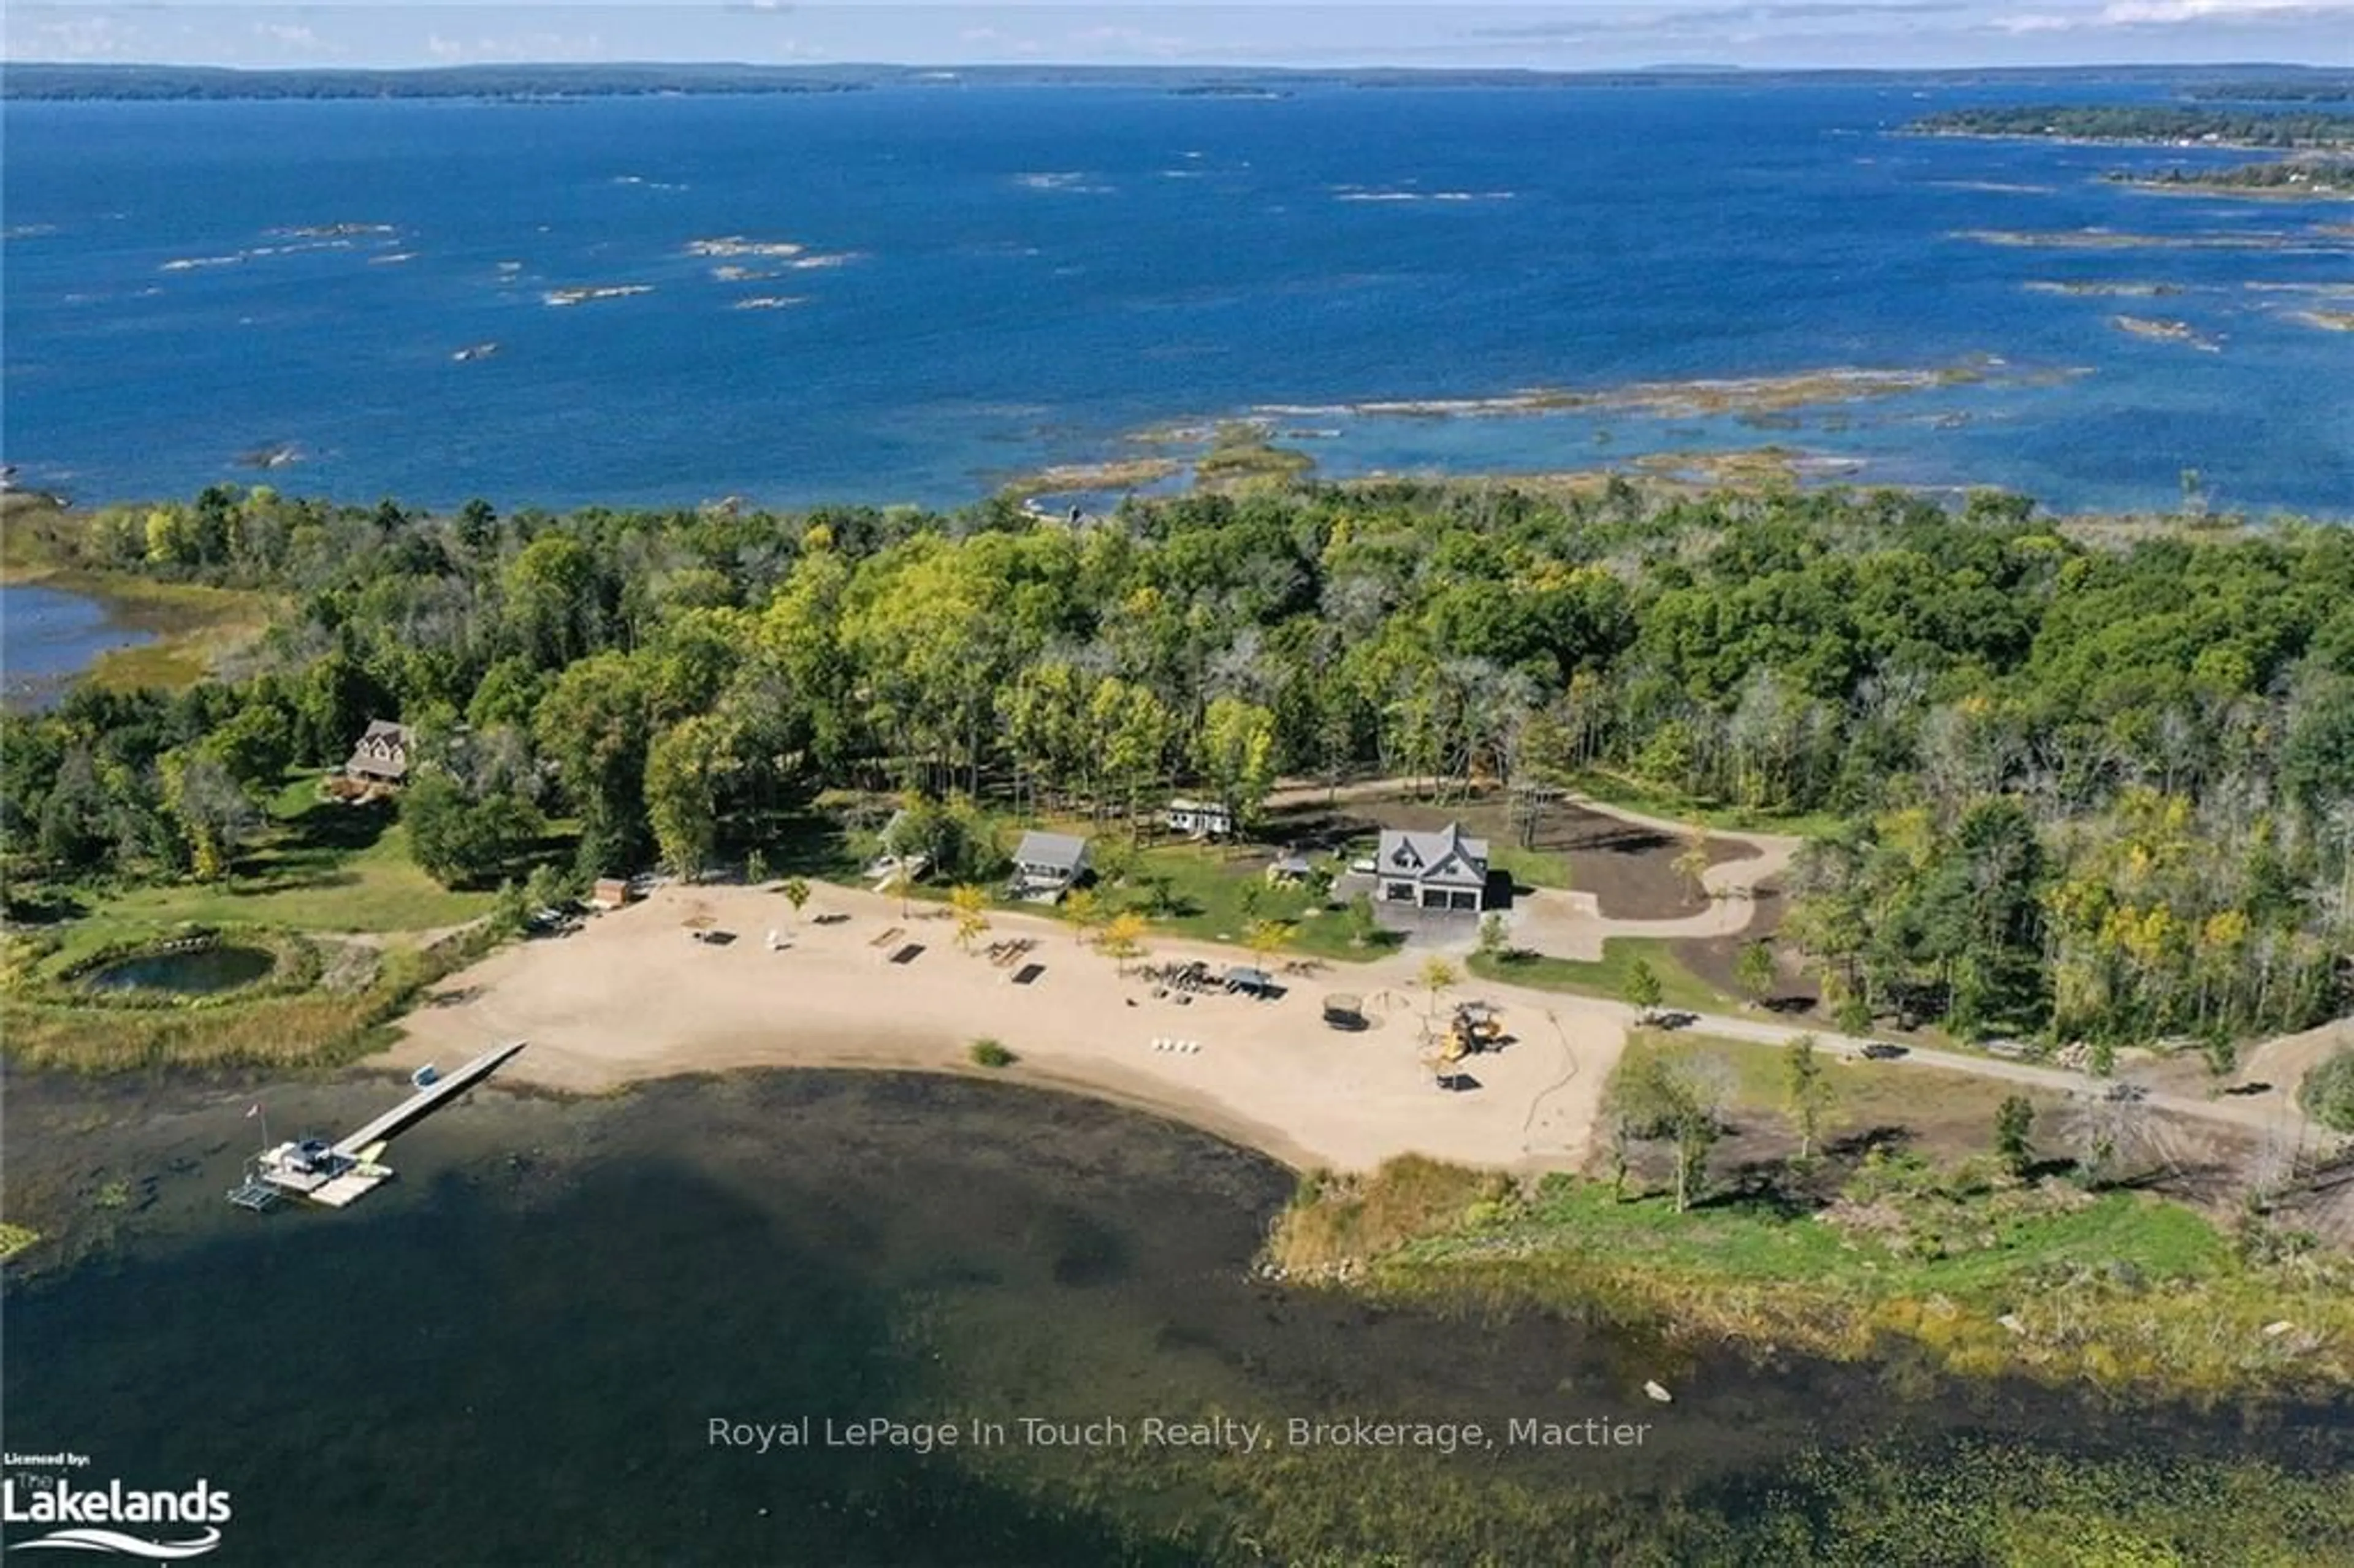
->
<box><xmin>345</xmin><ymin>720</ymin><xmax>412</xmax><ymax>784</ymax></box>
<box><xmin>590</xmin><ymin>877</ymin><xmax>637</xmax><ymax>912</ymax></box>
<box><xmin>1164</xmin><ymin>797</ymin><xmax>1233</xmax><ymax>839</ymax></box>
<box><xmin>1265</xmin><ymin>853</ymin><xmax>1314</xmax><ymax>888</ymax></box>
<box><xmin>1373</xmin><ymin>823</ymin><xmax>1492</xmax><ymax>913</ymax></box>
<box><xmin>1010</xmin><ymin>831</ymin><xmax>1091</xmax><ymax>902</ymax></box>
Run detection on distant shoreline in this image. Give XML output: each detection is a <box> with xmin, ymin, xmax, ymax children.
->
<box><xmin>9</xmin><ymin>61</ymin><xmax>2351</xmax><ymax>106</ymax></box>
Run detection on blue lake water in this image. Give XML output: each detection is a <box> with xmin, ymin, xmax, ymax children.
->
<box><xmin>0</xmin><ymin>582</ymin><xmax>151</xmax><ymax>706</ymax></box>
<box><xmin>4</xmin><ymin>80</ymin><xmax>2351</xmax><ymax>514</ymax></box>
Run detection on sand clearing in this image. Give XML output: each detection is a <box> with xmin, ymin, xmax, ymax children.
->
<box><xmin>391</xmin><ymin>883</ymin><xmax>1626</xmax><ymax>1174</ymax></box>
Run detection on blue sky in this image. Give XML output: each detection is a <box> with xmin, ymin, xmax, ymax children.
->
<box><xmin>6</xmin><ymin>2</ymin><xmax>2351</xmax><ymax>70</ymax></box>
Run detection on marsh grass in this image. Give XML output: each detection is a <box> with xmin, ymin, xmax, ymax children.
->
<box><xmin>3</xmin><ymin>929</ymin><xmax>495</xmax><ymax>1073</ymax></box>
<box><xmin>0</xmin><ymin>508</ymin><xmax>274</xmax><ymax>693</ymax></box>
<box><xmin>1268</xmin><ymin>1157</ymin><xmax>1518</xmax><ymax>1275</ymax></box>
<box><xmin>1268</xmin><ymin>1157</ymin><xmax>2354</xmax><ymax>1404</ymax></box>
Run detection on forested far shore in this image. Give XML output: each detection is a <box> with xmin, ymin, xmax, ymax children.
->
<box><xmin>2189</xmin><ymin>80</ymin><xmax>2354</xmax><ymax>104</ymax></box>
<box><xmin>9</xmin><ymin>63</ymin><xmax>2347</xmax><ymax>104</ymax></box>
<box><xmin>4</xmin><ymin>481</ymin><xmax>2351</xmax><ymax>1053</ymax></box>
<box><xmin>2108</xmin><ymin>158</ymin><xmax>2354</xmax><ymax>194</ymax></box>
<box><xmin>1910</xmin><ymin>105</ymin><xmax>2354</xmax><ymax>148</ymax></box>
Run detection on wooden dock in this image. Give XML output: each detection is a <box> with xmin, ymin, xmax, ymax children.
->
<box><xmin>230</xmin><ymin>1040</ymin><xmax>526</xmax><ymax>1212</ymax></box>
<box><xmin>331</xmin><ymin>1039</ymin><xmax>527</xmax><ymax>1160</ymax></box>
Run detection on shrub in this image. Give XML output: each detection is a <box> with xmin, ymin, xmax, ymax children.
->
<box><xmin>969</xmin><ymin>1038</ymin><xmax>1017</xmax><ymax>1069</ymax></box>
<box><xmin>2300</xmin><ymin>1048</ymin><xmax>2354</xmax><ymax>1133</ymax></box>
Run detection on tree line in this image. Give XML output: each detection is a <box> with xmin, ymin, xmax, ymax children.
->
<box><xmin>1910</xmin><ymin>105</ymin><xmax>2354</xmax><ymax>148</ymax></box>
<box><xmin>4</xmin><ymin>478</ymin><xmax>2349</xmax><ymax>1045</ymax></box>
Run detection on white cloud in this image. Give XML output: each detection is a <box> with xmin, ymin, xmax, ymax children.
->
<box><xmin>30</xmin><ymin>15</ymin><xmax>140</xmax><ymax>59</ymax></box>
<box><xmin>251</xmin><ymin>21</ymin><xmax>341</xmax><ymax>55</ymax></box>
<box><xmin>1067</xmin><ymin>23</ymin><xmax>1187</xmax><ymax>56</ymax></box>
<box><xmin>417</xmin><ymin>29</ymin><xmax>607</xmax><ymax>65</ymax></box>
<box><xmin>2103</xmin><ymin>0</ymin><xmax>2354</xmax><ymax>20</ymax></box>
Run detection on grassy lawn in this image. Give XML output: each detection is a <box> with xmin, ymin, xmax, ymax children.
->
<box><xmin>1303</xmin><ymin>817</ymin><xmax>1572</xmax><ymax>893</ymax></box>
<box><xmin>1488</xmin><ymin>843</ymin><xmax>1574</xmax><ymax>892</ymax></box>
<box><xmin>756</xmin><ymin>805</ymin><xmax>875</xmax><ymax>883</ymax></box>
<box><xmin>1647</xmin><ymin>1029</ymin><xmax>2052</xmax><ymax>1131</ymax></box>
<box><xmin>45</xmin><ymin>776</ymin><xmax>500</xmax><ymax>956</ymax></box>
<box><xmin>1108</xmin><ymin>839</ymin><xmax>1393</xmax><ymax>964</ymax></box>
<box><xmin>3</xmin><ymin>772</ymin><xmax>535</xmax><ymax>1070</ymax></box>
<box><xmin>856</xmin><ymin>819</ymin><xmax>1401</xmax><ymax>965</ymax></box>
<box><xmin>1469</xmin><ymin>938</ymin><xmax>1729</xmax><ymax>1013</ymax></box>
<box><xmin>1565</xmin><ymin>767</ymin><xmax>1842</xmax><ymax>840</ymax></box>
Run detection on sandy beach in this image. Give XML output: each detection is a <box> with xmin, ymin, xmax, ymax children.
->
<box><xmin>390</xmin><ymin>881</ymin><xmax>1629</xmax><ymax>1174</ymax></box>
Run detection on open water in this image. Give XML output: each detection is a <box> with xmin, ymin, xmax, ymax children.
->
<box><xmin>5</xmin><ymin>79</ymin><xmax>2350</xmax><ymax>514</ymax></box>
<box><xmin>4</xmin><ymin>1070</ymin><xmax>2349</xmax><ymax>1564</ymax></box>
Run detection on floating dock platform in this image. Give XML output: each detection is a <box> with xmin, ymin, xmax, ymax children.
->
<box><xmin>229</xmin><ymin>1040</ymin><xmax>525</xmax><ymax>1212</ymax></box>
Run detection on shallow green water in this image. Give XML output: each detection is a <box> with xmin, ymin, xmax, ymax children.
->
<box><xmin>84</xmin><ymin>944</ymin><xmax>276</xmax><ymax>995</ymax></box>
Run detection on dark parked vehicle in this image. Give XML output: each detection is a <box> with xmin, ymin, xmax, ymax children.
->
<box><xmin>1860</xmin><ymin>1041</ymin><xmax>1908</xmax><ymax>1060</ymax></box>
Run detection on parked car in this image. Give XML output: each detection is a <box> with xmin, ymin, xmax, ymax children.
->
<box><xmin>1859</xmin><ymin>1041</ymin><xmax>1908</xmax><ymax>1060</ymax></box>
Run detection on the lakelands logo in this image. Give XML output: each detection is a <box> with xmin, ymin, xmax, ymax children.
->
<box><xmin>2</xmin><ymin>1461</ymin><xmax>230</xmax><ymax>1559</ymax></box>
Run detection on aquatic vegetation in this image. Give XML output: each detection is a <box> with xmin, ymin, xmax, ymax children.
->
<box><xmin>1270</xmin><ymin>1157</ymin><xmax>2354</xmax><ymax>1404</ymax></box>
<box><xmin>5</xmin><ymin>925</ymin><xmax>501</xmax><ymax>1073</ymax></box>
<box><xmin>1193</xmin><ymin>424</ymin><xmax>1315</xmax><ymax>485</ymax></box>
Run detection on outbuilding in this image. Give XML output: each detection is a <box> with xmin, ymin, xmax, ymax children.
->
<box><xmin>1011</xmin><ymin>831</ymin><xmax>1091</xmax><ymax>900</ymax></box>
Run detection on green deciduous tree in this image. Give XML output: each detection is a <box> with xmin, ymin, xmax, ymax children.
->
<box><xmin>402</xmin><ymin>772</ymin><xmax>543</xmax><ymax>889</ymax></box>
<box><xmin>1198</xmin><ymin>695</ymin><xmax>1279</xmax><ymax>834</ymax></box>
<box><xmin>1995</xmin><ymin>1094</ymin><xmax>2038</xmax><ymax>1176</ymax></box>
<box><xmin>1623</xmin><ymin>956</ymin><xmax>1663</xmax><ymax>1021</ymax></box>
<box><xmin>644</xmin><ymin>714</ymin><xmax>741</xmax><ymax>881</ymax></box>
<box><xmin>1782</xmin><ymin>1034</ymin><xmax>1834</xmax><ymax>1162</ymax></box>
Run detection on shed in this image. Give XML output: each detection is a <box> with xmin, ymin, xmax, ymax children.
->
<box><xmin>1165</xmin><ymin>797</ymin><xmax>1235</xmax><ymax>839</ymax></box>
<box><xmin>590</xmin><ymin>877</ymin><xmax>636</xmax><ymax>911</ymax></box>
<box><xmin>1011</xmin><ymin>831</ymin><xmax>1091</xmax><ymax>895</ymax></box>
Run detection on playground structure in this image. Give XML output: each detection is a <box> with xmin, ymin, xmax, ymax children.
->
<box><xmin>1421</xmin><ymin>1001</ymin><xmax>1509</xmax><ymax>1084</ymax></box>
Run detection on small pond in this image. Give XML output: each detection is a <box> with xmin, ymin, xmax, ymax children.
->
<box><xmin>86</xmin><ymin>945</ymin><xmax>276</xmax><ymax>995</ymax></box>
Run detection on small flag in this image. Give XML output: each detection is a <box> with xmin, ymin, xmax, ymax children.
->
<box><xmin>245</xmin><ymin>1104</ymin><xmax>261</xmax><ymax>1119</ymax></box>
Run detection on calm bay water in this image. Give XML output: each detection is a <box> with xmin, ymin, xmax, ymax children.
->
<box><xmin>5</xmin><ymin>1070</ymin><xmax>2348</xmax><ymax>1564</ymax></box>
<box><xmin>0</xmin><ymin>582</ymin><xmax>151</xmax><ymax>707</ymax></box>
<box><xmin>4</xmin><ymin>80</ymin><xmax>2351</xmax><ymax>516</ymax></box>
